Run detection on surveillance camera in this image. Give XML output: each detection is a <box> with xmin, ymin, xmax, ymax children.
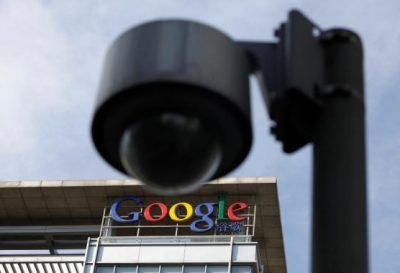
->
<box><xmin>91</xmin><ymin>20</ymin><xmax>252</xmax><ymax>195</ymax></box>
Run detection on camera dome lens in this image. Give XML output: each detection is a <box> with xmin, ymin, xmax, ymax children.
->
<box><xmin>119</xmin><ymin>113</ymin><xmax>222</xmax><ymax>195</ymax></box>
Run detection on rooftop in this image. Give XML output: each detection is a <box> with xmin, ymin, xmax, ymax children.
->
<box><xmin>0</xmin><ymin>177</ymin><xmax>285</xmax><ymax>272</ymax></box>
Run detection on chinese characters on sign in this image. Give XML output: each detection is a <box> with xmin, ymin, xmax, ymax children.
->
<box><xmin>216</xmin><ymin>221</ymin><xmax>244</xmax><ymax>234</ymax></box>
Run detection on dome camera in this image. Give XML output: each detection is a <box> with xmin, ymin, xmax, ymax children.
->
<box><xmin>91</xmin><ymin>20</ymin><xmax>253</xmax><ymax>195</ymax></box>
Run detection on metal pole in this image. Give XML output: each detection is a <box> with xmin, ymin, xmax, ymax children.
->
<box><xmin>312</xmin><ymin>29</ymin><xmax>368</xmax><ymax>273</ymax></box>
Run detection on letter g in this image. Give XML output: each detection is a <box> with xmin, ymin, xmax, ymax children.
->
<box><xmin>190</xmin><ymin>202</ymin><xmax>216</xmax><ymax>232</ymax></box>
<box><xmin>111</xmin><ymin>196</ymin><xmax>142</xmax><ymax>223</ymax></box>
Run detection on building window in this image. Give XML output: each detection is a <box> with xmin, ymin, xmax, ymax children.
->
<box><xmin>95</xmin><ymin>265</ymin><xmax>251</xmax><ymax>273</ymax></box>
<box><xmin>96</xmin><ymin>267</ymin><xmax>114</xmax><ymax>273</ymax></box>
<box><xmin>137</xmin><ymin>266</ymin><xmax>159</xmax><ymax>273</ymax></box>
<box><xmin>160</xmin><ymin>266</ymin><xmax>183</xmax><ymax>273</ymax></box>
<box><xmin>206</xmin><ymin>266</ymin><xmax>228</xmax><ymax>273</ymax></box>
<box><xmin>183</xmin><ymin>266</ymin><xmax>204</xmax><ymax>273</ymax></box>
<box><xmin>115</xmin><ymin>267</ymin><xmax>137</xmax><ymax>273</ymax></box>
<box><xmin>231</xmin><ymin>266</ymin><xmax>252</xmax><ymax>273</ymax></box>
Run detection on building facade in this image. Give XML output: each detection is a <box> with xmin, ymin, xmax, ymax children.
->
<box><xmin>0</xmin><ymin>178</ymin><xmax>286</xmax><ymax>273</ymax></box>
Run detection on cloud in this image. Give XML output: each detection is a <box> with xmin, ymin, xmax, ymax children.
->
<box><xmin>0</xmin><ymin>1</ymin><xmax>70</xmax><ymax>155</ymax></box>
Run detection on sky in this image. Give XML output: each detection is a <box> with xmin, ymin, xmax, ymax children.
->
<box><xmin>0</xmin><ymin>0</ymin><xmax>399</xmax><ymax>272</ymax></box>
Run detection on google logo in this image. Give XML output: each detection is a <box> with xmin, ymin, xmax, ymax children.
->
<box><xmin>111</xmin><ymin>196</ymin><xmax>248</xmax><ymax>233</ymax></box>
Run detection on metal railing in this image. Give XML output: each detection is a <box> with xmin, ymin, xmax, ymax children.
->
<box><xmin>99</xmin><ymin>235</ymin><xmax>253</xmax><ymax>244</ymax></box>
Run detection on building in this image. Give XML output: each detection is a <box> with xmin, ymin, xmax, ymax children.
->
<box><xmin>0</xmin><ymin>177</ymin><xmax>286</xmax><ymax>273</ymax></box>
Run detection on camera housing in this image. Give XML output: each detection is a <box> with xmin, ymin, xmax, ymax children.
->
<box><xmin>91</xmin><ymin>20</ymin><xmax>253</xmax><ymax>194</ymax></box>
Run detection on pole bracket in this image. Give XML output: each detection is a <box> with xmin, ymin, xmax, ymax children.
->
<box><xmin>317</xmin><ymin>84</ymin><xmax>364</xmax><ymax>105</ymax></box>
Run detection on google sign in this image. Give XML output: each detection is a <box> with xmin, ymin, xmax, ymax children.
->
<box><xmin>111</xmin><ymin>196</ymin><xmax>249</xmax><ymax>233</ymax></box>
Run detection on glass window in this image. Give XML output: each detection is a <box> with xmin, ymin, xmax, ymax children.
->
<box><xmin>96</xmin><ymin>267</ymin><xmax>114</xmax><ymax>273</ymax></box>
<box><xmin>206</xmin><ymin>266</ymin><xmax>228</xmax><ymax>273</ymax></box>
<box><xmin>231</xmin><ymin>266</ymin><xmax>252</xmax><ymax>273</ymax></box>
<box><xmin>138</xmin><ymin>266</ymin><xmax>159</xmax><ymax>273</ymax></box>
<box><xmin>183</xmin><ymin>266</ymin><xmax>205</xmax><ymax>273</ymax></box>
<box><xmin>160</xmin><ymin>266</ymin><xmax>182</xmax><ymax>273</ymax></box>
<box><xmin>116</xmin><ymin>267</ymin><xmax>137</xmax><ymax>273</ymax></box>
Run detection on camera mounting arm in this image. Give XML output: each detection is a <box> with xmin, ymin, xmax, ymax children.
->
<box><xmin>240</xmin><ymin>9</ymin><xmax>368</xmax><ymax>273</ymax></box>
<box><xmin>239</xmin><ymin>10</ymin><xmax>364</xmax><ymax>153</ymax></box>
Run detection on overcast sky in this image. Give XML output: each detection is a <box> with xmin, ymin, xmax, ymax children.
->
<box><xmin>0</xmin><ymin>0</ymin><xmax>399</xmax><ymax>272</ymax></box>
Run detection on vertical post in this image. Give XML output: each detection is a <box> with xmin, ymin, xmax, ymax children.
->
<box><xmin>252</xmin><ymin>205</ymin><xmax>257</xmax><ymax>237</ymax></box>
<box><xmin>89</xmin><ymin>238</ymin><xmax>100</xmax><ymax>273</ymax></box>
<box><xmin>246</xmin><ymin>205</ymin><xmax>250</xmax><ymax>236</ymax></box>
<box><xmin>82</xmin><ymin>237</ymin><xmax>91</xmax><ymax>273</ymax></box>
<box><xmin>227</xmin><ymin>236</ymin><xmax>234</xmax><ymax>273</ymax></box>
<box><xmin>312</xmin><ymin>29</ymin><xmax>368</xmax><ymax>273</ymax></box>
<box><xmin>100</xmin><ymin>207</ymin><xmax>106</xmax><ymax>237</ymax></box>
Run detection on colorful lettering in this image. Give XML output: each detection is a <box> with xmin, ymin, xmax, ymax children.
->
<box><xmin>144</xmin><ymin>202</ymin><xmax>168</xmax><ymax>222</ymax></box>
<box><xmin>110</xmin><ymin>197</ymin><xmax>249</xmax><ymax>233</ymax></box>
<box><xmin>227</xmin><ymin>202</ymin><xmax>248</xmax><ymax>221</ymax></box>
<box><xmin>217</xmin><ymin>194</ymin><xmax>227</xmax><ymax>221</ymax></box>
<box><xmin>190</xmin><ymin>202</ymin><xmax>216</xmax><ymax>232</ymax></box>
<box><xmin>110</xmin><ymin>196</ymin><xmax>142</xmax><ymax>223</ymax></box>
<box><xmin>169</xmin><ymin>202</ymin><xmax>193</xmax><ymax>222</ymax></box>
